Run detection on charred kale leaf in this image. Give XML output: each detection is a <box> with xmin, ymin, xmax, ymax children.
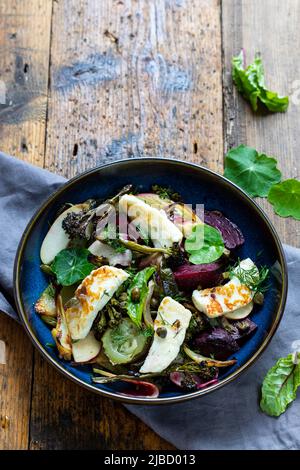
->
<box><xmin>185</xmin><ymin>311</ymin><xmax>208</xmax><ymax>342</ymax></box>
<box><xmin>169</xmin><ymin>364</ymin><xmax>218</xmax><ymax>391</ymax></box>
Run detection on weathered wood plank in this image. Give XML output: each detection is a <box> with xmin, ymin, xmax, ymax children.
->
<box><xmin>31</xmin><ymin>0</ymin><xmax>223</xmax><ymax>450</ymax></box>
<box><xmin>0</xmin><ymin>0</ymin><xmax>52</xmax><ymax>165</ymax></box>
<box><xmin>30</xmin><ymin>354</ymin><xmax>174</xmax><ymax>450</ymax></box>
<box><xmin>0</xmin><ymin>0</ymin><xmax>52</xmax><ymax>451</ymax></box>
<box><xmin>44</xmin><ymin>0</ymin><xmax>223</xmax><ymax>176</ymax></box>
<box><xmin>222</xmin><ymin>0</ymin><xmax>300</xmax><ymax>247</ymax></box>
<box><xmin>0</xmin><ymin>314</ymin><xmax>33</xmax><ymax>449</ymax></box>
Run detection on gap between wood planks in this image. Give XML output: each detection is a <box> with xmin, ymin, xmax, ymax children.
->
<box><xmin>42</xmin><ymin>0</ymin><xmax>55</xmax><ymax>173</ymax></box>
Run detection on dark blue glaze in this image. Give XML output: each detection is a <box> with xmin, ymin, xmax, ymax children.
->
<box><xmin>16</xmin><ymin>159</ymin><xmax>285</xmax><ymax>400</ymax></box>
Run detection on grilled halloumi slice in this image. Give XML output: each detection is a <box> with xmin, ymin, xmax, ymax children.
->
<box><xmin>140</xmin><ymin>297</ymin><xmax>192</xmax><ymax>373</ymax></box>
<box><xmin>65</xmin><ymin>266</ymin><xmax>129</xmax><ymax>340</ymax></box>
<box><xmin>119</xmin><ymin>194</ymin><xmax>183</xmax><ymax>249</ymax></box>
<box><xmin>192</xmin><ymin>258</ymin><xmax>256</xmax><ymax>318</ymax></box>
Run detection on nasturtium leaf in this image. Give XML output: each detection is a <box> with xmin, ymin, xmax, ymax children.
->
<box><xmin>224</xmin><ymin>145</ymin><xmax>282</xmax><ymax>197</ymax></box>
<box><xmin>185</xmin><ymin>224</ymin><xmax>224</xmax><ymax>265</ymax></box>
<box><xmin>267</xmin><ymin>179</ymin><xmax>300</xmax><ymax>220</ymax></box>
<box><xmin>260</xmin><ymin>353</ymin><xmax>300</xmax><ymax>417</ymax></box>
<box><xmin>232</xmin><ymin>50</ymin><xmax>289</xmax><ymax>113</ymax></box>
<box><xmin>52</xmin><ymin>248</ymin><xmax>95</xmax><ymax>286</ymax></box>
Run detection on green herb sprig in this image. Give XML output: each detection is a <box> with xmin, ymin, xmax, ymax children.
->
<box><xmin>229</xmin><ymin>259</ymin><xmax>269</xmax><ymax>293</ymax></box>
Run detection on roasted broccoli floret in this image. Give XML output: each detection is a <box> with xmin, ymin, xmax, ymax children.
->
<box><xmin>106</xmin><ymin>304</ymin><xmax>122</xmax><ymax>328</ymax></box>
<box><xmin>93</xmin><ymin>311</ymin><xmax>107</xmax><ymax>341</ymax></box>
<box><xmin>166</xmin><ymin>243</ymin><xmax>186</xmax><ymax>270</ymax></box>
<box><xmin>62</xmin><ymin>210</ymin><xmax>94</xmax><ymax>239</ymax></box>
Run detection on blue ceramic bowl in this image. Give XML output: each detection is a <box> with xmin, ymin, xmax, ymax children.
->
<box><xmin>14</xmin><ymin>158</ymin><xmax>287</xmax><ymax>404</ymax></box>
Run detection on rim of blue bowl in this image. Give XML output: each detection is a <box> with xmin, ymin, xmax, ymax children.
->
<box><xmin>14</xmin><ymin>157</ymin><xmax>288</xmax><ymax>405</ymax></box>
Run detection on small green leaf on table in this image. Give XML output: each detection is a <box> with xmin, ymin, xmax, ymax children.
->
<box><xmin>224</xmin><ymin>145</ymin><xmax>282</xmax><ymax>197</ymax></box>
<box><xmin>268</xmin><ymin>179</ymin><xmax>300</xmax><ymax>220</ymax></box>
<box><xmin>260</xmin><ymin>353</ymin><xmax>300</xmax><ymax>417</ymax></box>
<box><xmin>232</xmin><ymin>50</ymin><xmax>289</xmax><ymax>113</ymax></box>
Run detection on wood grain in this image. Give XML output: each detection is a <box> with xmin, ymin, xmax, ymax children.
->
<box><xmin>29</xmin><ymin>0</ymin><xmax>223</xmax><ymax>450</ymax></box>
<box><xmin>30</xmin><ymin>354</ymin><xmax>173</xmax><ymax>450</ymax></box>
<box><xmin>44</xmin><ymin>0</ymin><xmax>223</xmax><ymax>176</ymax></box>
<box><xmin>0</xmin><ymin>0</ymin><xmax>52</xmax><ymax>451</ymax></box>
<box><xmin>0</xmin><ymin>314</ymin><xmax>33</xmax><ymax>450</ymax></box>
<box><xmin>222</xmin><ymin>0</ymin><xmax>300</xmax><ymax>247</ymax></box>
<box><xmin>3</xmin><ymin>0</ymin><xmax>299</xmax><ymax>451</ymax></box>
<box><xmin>0</xmin><ymin>0</ymin><xmax>52</xmax><ymax>165</ymax></box>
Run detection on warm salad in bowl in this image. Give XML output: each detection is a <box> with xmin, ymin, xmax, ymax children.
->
<box><xmin>35</xmin><ymin>183</ymin><xmax>270</xmax><ymax>399</ymax></box>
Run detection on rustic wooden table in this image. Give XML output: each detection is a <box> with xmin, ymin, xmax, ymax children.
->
<box><xmin>0</xmin><ymin>0</ymin><xmax>299</xmax><ymax>450</ymax></box>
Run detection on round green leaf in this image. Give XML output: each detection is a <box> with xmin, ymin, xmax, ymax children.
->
<box><xmin>185</xmin><ymin>224</ymin><xmax>224</xmax><ymax>265</ymax></box>
<box><xmin>268</xmin><ymin>179</ymin><xmax>300</xmax><ymax>220</ymax></box>
<box><xmin>52</xmin><ymin>248</ymin><xmax>95</xmax><ymax>286</ymax></box>
<box><xmin>224</xmin><ymin>145</ymin><xmax>282</xmax><ymax>197</ymax></box>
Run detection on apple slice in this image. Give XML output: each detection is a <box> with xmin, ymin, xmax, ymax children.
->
<box><xmin>40</xmin><ymin>203</ymin><xmax>88</xmax><ymax>264</ymax></box>
<box><xmin>224</xmin><ymin>302</ymin><xmax>254</xmax><ymax>320</ymax></box>
<box><xmin>72</xmin><ymin>331</ymin><xmax>101</xmax><ymax>363</ymax></box>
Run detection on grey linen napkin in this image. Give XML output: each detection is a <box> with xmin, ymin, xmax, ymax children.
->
<box><xmin>1</xmin><ymin>151</ymin><xmax>300</xmax><ymax>450</ymax></box>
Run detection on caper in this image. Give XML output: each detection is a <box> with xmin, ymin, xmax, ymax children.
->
<box><xmin>156</xmin><ymin>327</ymin><xmax>167</xmax><ymax>338</ymax></box>
<box><xmin>131</xmin><ymin>287</ymin><xmax>141</xmax><ymax>302</ymax></box>
<box><xmin>150</xmin><ymin>297</ymin><xmax>159</xmax><ymax>308</ymax></box>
